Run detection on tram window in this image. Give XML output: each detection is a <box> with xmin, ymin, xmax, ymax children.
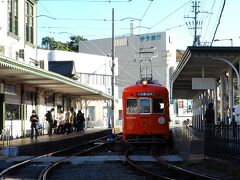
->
<box><xmin>139</xmin><ymin>98</ymin><xmax>150</xmax><ymax>113</ymax></box>
<box><xmin>153</xmin><ymin>98</ymin><xmax>164</xmax><ymax>113</ymax></box>
<box><xmin>126</xmin><ymin>99</ymin><xmax>137</xmax><ymax>114</ymax></box>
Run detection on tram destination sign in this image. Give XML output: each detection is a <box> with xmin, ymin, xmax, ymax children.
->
<box><xmin>136</xmin><ymin>92</ymin><xmax>153</xmax><ymax>96</ymax></box>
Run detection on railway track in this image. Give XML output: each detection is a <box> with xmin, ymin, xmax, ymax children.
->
<box><xmin>124</xmin><ymin>145</ymin><xmax>219</xmax><ymax>180</ymax></box>
<box><xmin>1</xmin><ymin>135</ymin><xmax>222</xmax><ymax>180</ymax></box>
<box><xmin>0</xmin><ymin>135</ymin><xmax>113</xmax><ymax>180</ymax></box>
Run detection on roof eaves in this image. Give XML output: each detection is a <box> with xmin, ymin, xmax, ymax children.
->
<box><xmin>0</xmin><ymin>56</ymin><xmax>113</xmax><ymax>100</ymax></box>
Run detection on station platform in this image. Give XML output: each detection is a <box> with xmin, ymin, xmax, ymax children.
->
<box><xmin>0</xmin><ymin>128</ymin><xmax>112</xmax><ymax>156</ymax></box>
<box><xmin>171</xmin><ymin>123</ymin><xmax>205</xmax><ymax>161</ymax></box>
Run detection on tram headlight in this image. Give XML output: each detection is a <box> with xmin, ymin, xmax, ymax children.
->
<box><xmin>142</xmin><ymin>80</ymin><xmax>148</xmax><ymax>85</ymax></box>
<box><xmin>158</xmin><ymin>117</ymin><xmax>165</xmax><ymax>124</ymax></box>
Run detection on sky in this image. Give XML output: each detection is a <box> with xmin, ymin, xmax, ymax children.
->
<box><xmin>37</xmin><ymin>0</ymin><xmax>239</xmax><ymax>50</ymax></box>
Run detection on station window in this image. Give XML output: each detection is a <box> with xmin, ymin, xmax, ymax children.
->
<box><xmin>126</xmin><ymin>99</ymin><xmax>137</xmax><ymax>114</ymax></box>
<box><xmin>139</xmin><ymin>98</ymin><xmax>150</xmax><ymax>114</ymax></box>
<box><xmin>152</xmin><ymin>98</ymin><xmax>164</xmax><ymax>113</ymax></box>
<box><xmin>8</xmin><ymin>0</ymin><xmax>18</xmax><ymax>36</ymax></box>
<box><xmin>25</xmin><ymin>1</ymin><xmax>34</xmax><ymax>44</ymax></box>
<box><xmin>5</xmin><ymin>103</ymin><xmax>20</xmax><ymax>120</ymax></box>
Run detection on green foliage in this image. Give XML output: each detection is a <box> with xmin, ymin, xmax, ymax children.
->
<box><xmin>233</xmin><ymin>78</ymin><xmax>239</xmax><ymax>105</ymax></box>
<box><xmin>67</xmin><ymin>35</ymin><xmax>87</xmax><ymax>52</ymax></box>
<box><xmin>41</xmin><ymin>35</ymin><xmax>87</xmax><ymax>52</ymax></box>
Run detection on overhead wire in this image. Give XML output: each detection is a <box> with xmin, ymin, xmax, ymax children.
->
<box><xmin>38</xmin><ymin>2</ymin><xmax>72</xmax><ymax>41</ymax></box>
<box><xmin>140</xmin><ymin>0</ymin><xmax>154</xmax><ymax>20</ymax></box>
<box><xmin>210</xmin><ymin>0</ymin><xmax>226</xmax><ymax>46</ymax></box>
<box><xmin>137</xmin><ymin>0</ymin><xmax>154</xmax><ymax>48</ymax></box>
<box><xmin>202</xmin><ymin>0</ymin><xmax>216</xmax><ymax>45</ymax></box>
<box><xmin>149</xmin><ymin>0</ymin><xmax>192</xmax><ymax>30</ymax></box>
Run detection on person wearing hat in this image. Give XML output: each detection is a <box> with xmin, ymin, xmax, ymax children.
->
<box><xmin>30</xmin><ymin>110</ymin><xmax>39</xmax><ymax>139</ymax></box>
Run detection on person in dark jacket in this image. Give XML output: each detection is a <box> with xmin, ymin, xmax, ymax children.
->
<box><xmin>30</xmin><ymin>110</ymin><xmax>39</xmax><ymax>139</ymax></box>
<box><xmin>77</xmin><ymin>110</ymin><xmax>85</xmax><ymax>131</ymax></box>
<box><xmin>45</xmin><ymin>108</ymin><xmax>54</xmax><ymax>136</ymax></box>
<box><xmin>205</xmin><ymin>103</ymin><xmax>214</xmax><ymax>125</ymax></box>
<box><xmin>204</xmin><ymin>103</ymin><xmax>214</xmax><ymax>138</ymax></box>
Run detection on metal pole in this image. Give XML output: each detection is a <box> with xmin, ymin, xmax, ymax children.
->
<box><xmin>111</xmin><ymin>8</ymin><xmax>115</xmax><ymax>130</ymax></box>
<box><xmin>194</xmin><ymin>0</ymin><xmax>197</xmax><ymax>46</ymax></box>
<box><xmin>211</xmin><ymin>57</ymin><xmax>240</xmax><ymax>89</ymax></box>
<box><xmin>228</xmin><ymin>67</ymin><xmax>233</xmax><ymax>124</ymax></box>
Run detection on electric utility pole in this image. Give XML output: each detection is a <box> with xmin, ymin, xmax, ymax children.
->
<box><xmin>185</xmin><ymin>0</ymin><xmax>202</xmax><ymax>46</ymax></box>
<box><xmin>111</xmin><ymin>8</ymin><xmax>115</xmax><ymax>130</ymax></box>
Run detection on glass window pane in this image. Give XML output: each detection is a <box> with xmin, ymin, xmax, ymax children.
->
<box><xmin>139</xmin><ymin>98</ymin><xmax>150</xmax><ymax>113</ymax></box>
<box><xmin>5</xmin><ymin>103</ymin><xmax>20</xmax><ymax>120</ymax></box>
<box><xmin>126</xmin><ymin>99</ymin><xmax>137</xmax><ymax>114</ymax></box>
<box><xmin>153</xmin><ymin>98</ymin><xmax>164</xmax><ymax>113</ymax></box>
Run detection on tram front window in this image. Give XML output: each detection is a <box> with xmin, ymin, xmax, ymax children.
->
<box><xmin>139</xmin><ymin>98</ymin><xmax>150</xmax><ymax>113</ymax></box>
<box><xmin>126</xmin><ymin>99</ymin><xmax>137</xmax><ymax>114</ymax></box>
<box><xmin>153</xmin><ymin>98</ymin><xmax>164</xmax><ymax>113</ymax></box>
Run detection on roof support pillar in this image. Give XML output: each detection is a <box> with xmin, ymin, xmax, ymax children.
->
<box><xmin>228</xmin><ymin>67</ymin><xmax>233</xmax><ymax>125</ymax></box>
<box><xmin>214</xmin><ymin>80</ymin><xmax>218</xmax><ymax>125</ymax></box>
<box><xmin>219</xmin><ymin>75</ymin><xmax>225</xmax><ymax>122</ymax></box>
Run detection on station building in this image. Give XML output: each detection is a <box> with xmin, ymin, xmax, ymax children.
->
<box><xmin>0</xmin><ymin>0</ymin><xmax>112</xmax><ymax>138</ymax></box>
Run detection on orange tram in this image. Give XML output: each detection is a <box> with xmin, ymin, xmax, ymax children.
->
<box><xmin>122</xmin><ymin>79</ymin><xmax>170</xmax><ymax>143</ymax></box>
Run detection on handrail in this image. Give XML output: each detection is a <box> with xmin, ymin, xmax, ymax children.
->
<box><xmin>182</xmin><ymin>122</ymin><xmax>199</xmax><ymax>141</ymax></box>
<box><xmin>1</xmin><ymin>126</ymin><xmax>11</xmax><ymax>148</ymax></box>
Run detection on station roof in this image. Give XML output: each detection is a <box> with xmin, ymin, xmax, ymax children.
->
<box><xmin>171</xmin><ymin>46</ymin><xmax>240</xmax><ymax>99</ymax></box>
<box><xmin>0</xmin><ymin>56</ymin><xmax>113</xmax><ymax>100</ymax></box>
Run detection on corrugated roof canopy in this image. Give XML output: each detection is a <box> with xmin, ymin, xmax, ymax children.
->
<box><xmin>0</xmin><ymin>56</ymin><xmax>113</xmax><ymax>100</ymax></box>
<box><xmin>171</xmin><ymin>46</ymin><xmax>240</xmax><ymax>99</ymax></box>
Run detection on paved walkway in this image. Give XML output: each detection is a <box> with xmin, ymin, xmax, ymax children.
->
<box><xmin>1</xmin><ymin>128</ymin><xmax>105</xmax><ymax>148</ymax></box>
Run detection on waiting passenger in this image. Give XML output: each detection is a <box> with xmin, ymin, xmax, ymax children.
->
<box><xmin>30</xmin><ymin>110</ymin><xmax>39</xmax><ymax>139</ymax></box>
<box><xmin>65</xmin><ymin>108</ymin><xmax>72</xmax><ymax>134</ymax></box>
<box><xmin>77</xmin><ymin>110</ymin><xmax>85</xmax><ymax>131</ymax></box>
<box><xmin>57</xmin><ymin>110</ymin><xmax>65</xmax><ymax>134</ymax></box>
<box><xmin>45</xmin><ymin>108</ymin><xmax>55</xmax><ymax>136</ymax></box>
<box><xmin>71</xmin><ymin>108</ymin><xmax>77</xmax><ymax>132</ymax></box>
<box><xmin>205</xmin><ymin>103</ymin><xmax>214</xmax><ymax>125</ymax></box>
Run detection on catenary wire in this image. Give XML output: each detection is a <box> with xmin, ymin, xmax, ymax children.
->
<box><xmin>210</xmin><ymin>0</ymin><xmax>226</xmax><ymax>46</ymax></box>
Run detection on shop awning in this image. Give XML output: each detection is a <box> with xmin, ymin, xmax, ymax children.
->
<box><xmin>0</xmin><ymin>56</ymin><xmax>113</xmax><ymax>100</ymax></box>
<box><xmin>171</xmin><ymin>46</ymin><xmax>240</xmax><ymax>99</ymax></box>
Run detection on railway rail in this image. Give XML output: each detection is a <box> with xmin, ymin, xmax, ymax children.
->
<box><xmin>0</xmin><ymin>135</ymin><xmax>114</xmax><ymax>180</ymax></box>
<box><xmin>124</xmin><ymin>146</ymin><xmax>218</xmax><ymax>180</ymax></box>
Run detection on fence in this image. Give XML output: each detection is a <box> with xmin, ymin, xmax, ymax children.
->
<box><xmin>205</xmin><ymin>124</ymin><xmax>240</xmax><ymax>161</ymax></box>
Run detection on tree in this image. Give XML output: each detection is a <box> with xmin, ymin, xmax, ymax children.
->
<box><xmin>41</xmin><ymin>36</ymin><xmax>55</xmax><ymax>50</ymax></box>
<box><xmin>41</xmin><ymin>35</ymin><xmax>87</xmax><ymax>52</ymax></box>
<box><xmin>233</xmin><ymin>78</ymin><xmax>240</xmax><ymax>105</ymax></box>
<box><xmin>67</xmin><ymin>35</ymin><xmax>87</xmax><ymax>52</ymax></box>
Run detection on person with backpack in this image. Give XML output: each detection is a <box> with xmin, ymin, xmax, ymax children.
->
<box><xmin>45</xmin><ymin>108</ymin><xmax>55</xmax><ymax>136</ymax></box>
